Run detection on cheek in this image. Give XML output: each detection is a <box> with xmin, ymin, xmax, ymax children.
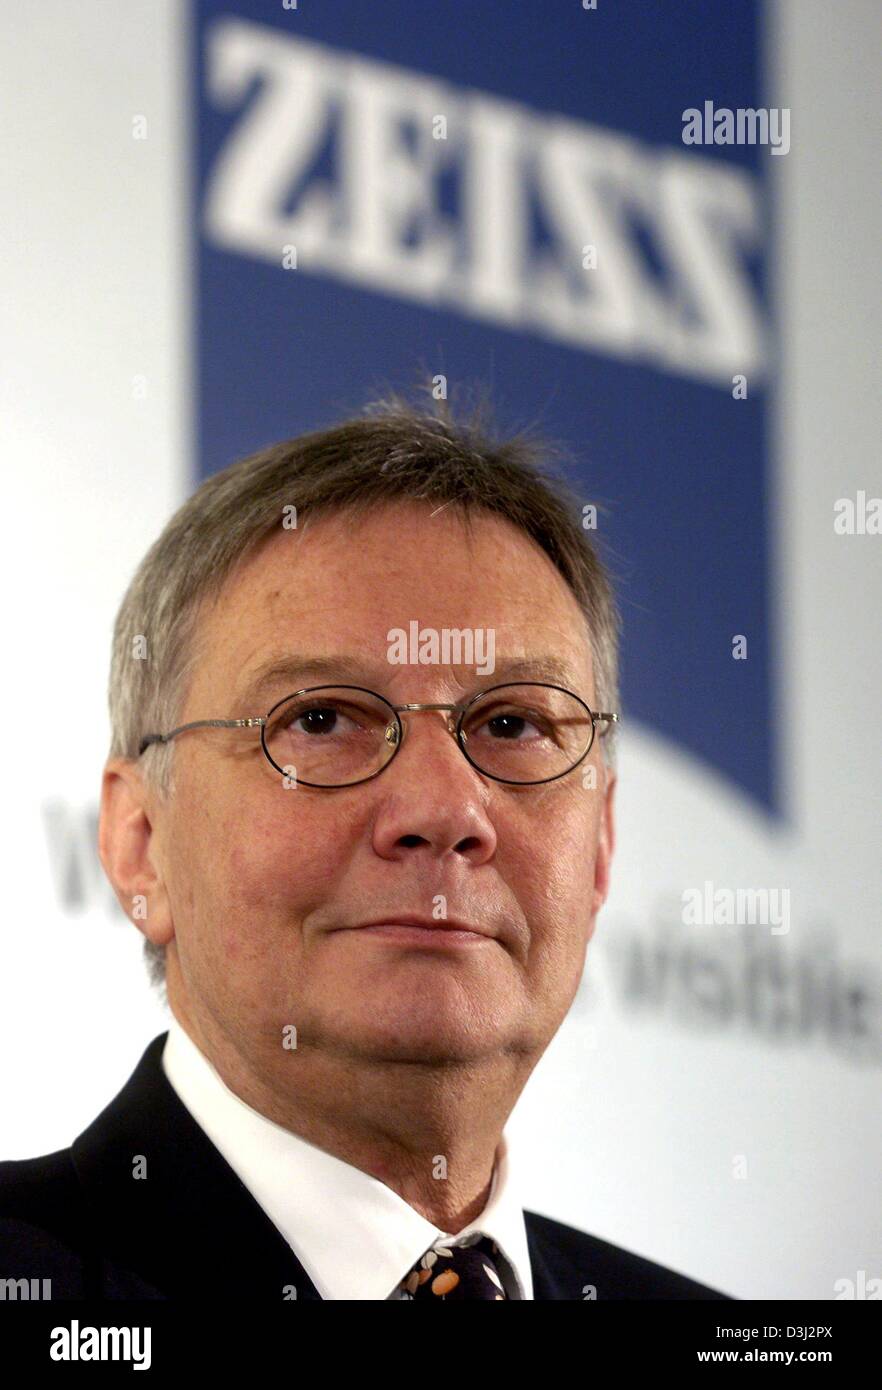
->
<box><xmin>510</xmin><ymin>797</ymin><xmax>600</xmax><ymax>947</ymax></box>
<box><xmin>522</xmin><ymin>787</ymin><xmax>601</xmax><ymax>883</ymax></box>
<box><xmin>221</xmin><ymin>799</ymin><xmax>350</xmax><ymax>922</ymax></box>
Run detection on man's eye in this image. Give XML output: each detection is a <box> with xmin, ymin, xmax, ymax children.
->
<box><xmin>292</xmin><ymin>706</ymin><xmax>341</xmax><ymax>735</ymax></box>
<box><xmin>277</xmin><ymin>702</ymin><xmax>374</xmax><ymax>738</ymax></box>
<box><xmin>472</xmin><ymin>709</ymin><xmax>550</xmax><ymax>741</ymax></box>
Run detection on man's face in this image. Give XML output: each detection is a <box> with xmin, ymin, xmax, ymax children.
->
<box><xmin>141</xmin><ymin>503</ymin><xmax>615</xmax><ymax>1074</ymax></box>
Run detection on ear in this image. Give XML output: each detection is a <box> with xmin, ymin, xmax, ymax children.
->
<box><xmin>98</xmin><ymin>758</ymin><xmax>175</xmax><ymax>949</ymax></box>
<box><xmin>591</xmin><ymin>763</ymin><xmax>617</xmax><ymax>916</ymax></box>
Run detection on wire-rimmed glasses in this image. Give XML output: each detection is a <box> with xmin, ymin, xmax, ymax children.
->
<box><xmin>138</xmin><ymin>682</ymin><xmax>619</xmax><ymax>788</ymax></box>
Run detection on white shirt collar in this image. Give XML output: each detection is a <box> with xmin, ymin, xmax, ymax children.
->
<box><xmin>161</xmin><ymin>1017</ymin><xmax>533</xmax><ymax>1300</ymax></box>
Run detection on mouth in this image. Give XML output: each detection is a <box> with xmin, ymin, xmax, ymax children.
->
<box><xmin>339</xmin><ymin>917</ymin><xmax>495</xmax><ymax>948</ymax></box>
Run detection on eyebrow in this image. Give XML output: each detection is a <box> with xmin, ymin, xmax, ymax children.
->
<box><xmin>235</xmin><ymin>652</ymin><xmax>585</xmax><ymax>706</ymax></box>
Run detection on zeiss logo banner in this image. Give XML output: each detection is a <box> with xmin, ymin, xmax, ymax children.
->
<box><xmin>195</xmin><ymin>0</ymin><xmax>773</xmax><ymax>808</ymax></box>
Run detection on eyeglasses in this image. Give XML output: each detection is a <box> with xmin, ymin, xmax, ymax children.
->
<box><xmin>138</xmin><ymin>682</ymin><xmax>619</xmax><ymax>788</ymax></box>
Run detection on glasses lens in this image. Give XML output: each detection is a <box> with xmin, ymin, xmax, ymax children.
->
<box><xmin>263</xmin><ymin>687</ymin><xmax>397</xmax><ymax>786</ymax></box>
<box><xmin>460</xmin><ymin>684</ymin><xmax>594</xmax><ymax>783</ymax></box>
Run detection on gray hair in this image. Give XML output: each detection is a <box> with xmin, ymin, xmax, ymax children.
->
<box><xmin>107</xmin><ymin>390</ymin><xmax>621</xmax><ymax>992</ymax></box>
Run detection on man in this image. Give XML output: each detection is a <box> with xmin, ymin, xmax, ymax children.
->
<box><xmin>0</xmin><ymin>397</ymin><xmax>731</xmax><ymax>1300</ymax></box>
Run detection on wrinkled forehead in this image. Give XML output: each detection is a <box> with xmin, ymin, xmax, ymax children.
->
<box><xmin>186</xmin><ymin>503</ymin><xmax>596</xmax><ymax>706</ymax></box>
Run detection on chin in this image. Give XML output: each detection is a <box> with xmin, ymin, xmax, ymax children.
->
<box><xmin>335</xmin><ymin>1002</ymin><xmax>502</xmax><ymax>1062</ymax></box>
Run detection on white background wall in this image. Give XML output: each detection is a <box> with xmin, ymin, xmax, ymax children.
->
<box><xmin>0</xmin><ymin>0</ymin><xmax>879</xmax><ymax>1300</ymax></box>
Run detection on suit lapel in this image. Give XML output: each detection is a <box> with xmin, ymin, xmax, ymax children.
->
<box><xmin>71</xmin><ymin>1032</ymin><xmax>322</xmax><ymax>1300</ymax></box>
<box><xmin>525</xmin><ymin>1213</ymin><xmax>569</xmax><ymax>1299</ymax></box>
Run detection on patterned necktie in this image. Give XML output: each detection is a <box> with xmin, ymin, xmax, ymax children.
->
<box><xmin>396</xmin><ymin>1235</ymin><xmax>508</xmax><ymax>1300</ymax></box>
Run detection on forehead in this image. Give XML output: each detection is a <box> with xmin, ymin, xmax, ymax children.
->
<box><xmin>192</xmin><ymin>503</ymin><xmax>595</xmax><ymax>700</ymax></box>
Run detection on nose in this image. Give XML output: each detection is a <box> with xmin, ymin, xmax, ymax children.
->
<box><xmin>371</xmin><ymin>707</ymin><xmax>497</xmax><ymax>865</ymax></box>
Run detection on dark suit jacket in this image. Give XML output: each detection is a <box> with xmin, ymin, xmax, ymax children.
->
<box><xmin>0</xmin><ymin>1033</ymin><xmax>731</xmax><ymax>1300</ymax></box>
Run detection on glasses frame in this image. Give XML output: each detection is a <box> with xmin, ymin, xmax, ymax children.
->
<box><xmin>138</xmin><ymin>681</ymin><xmax>619</xmax><ymax>788</ymax></box>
